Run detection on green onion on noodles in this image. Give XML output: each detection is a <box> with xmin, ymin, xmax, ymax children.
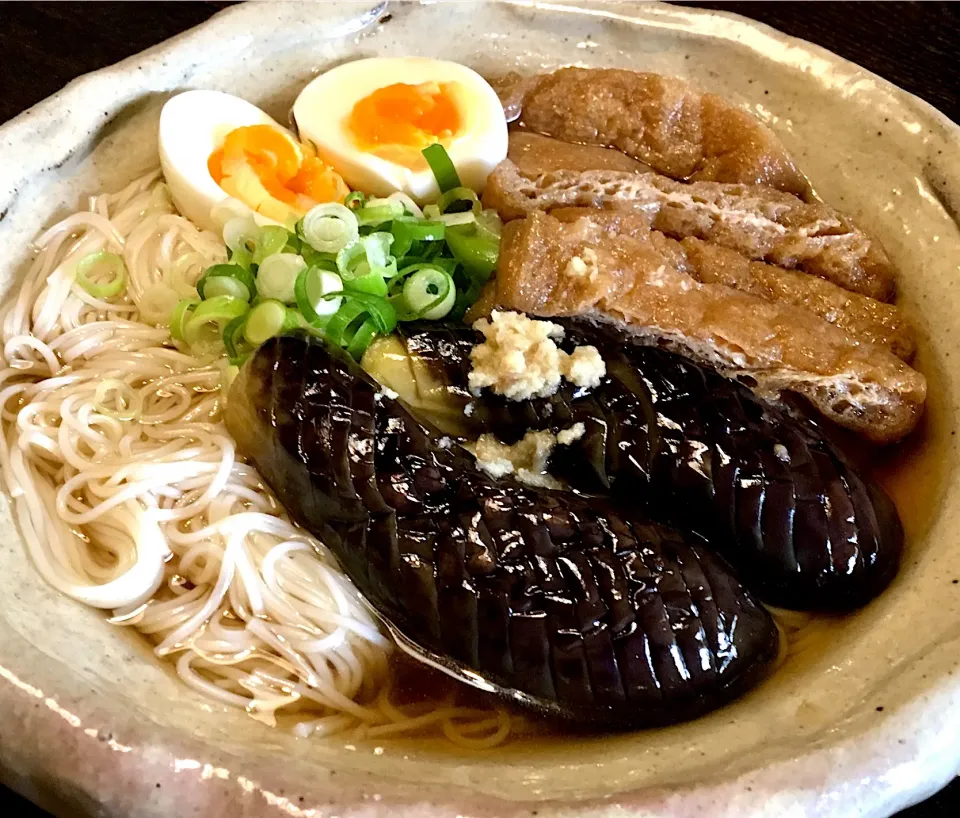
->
<box><xmin>75</xmin><ymin>251</ymin><xmax>127</xmax><ymax>299</ymax></box>
<box><xmin>222</xmin><ymin>313</ymin><xmax>254</xmax><ymax>365</ymax></box>
<box><xmin>169</xmin><ymin>298</ymin><xmax>200</xmax><ymax>342</ymax></box>
<box><xmin>197</xmin><ymin>264</ymin><xmax>257</xmax><ymax>302</ymax></box>
<box><xmin>182</xmin><ymin>295</ymin><xmax>249</xmax><ymax>351</ymax></box>
<box><xmin>137</xmin><ymin>284</ymin><xmax>181</xmax><ymax>326</ymax></box>
<box><xmin>93</xmin><ymin>379</ymin><xmax>142</xmax><ymax>422</ymax></box>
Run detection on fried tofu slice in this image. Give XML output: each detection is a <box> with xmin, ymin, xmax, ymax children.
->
<box><xmin>547</xmin><ymin>208</ymin><xmax>915</xmax><ymax>360</ymax></box>
<box><xmin>488</xmin><ymin>211</ymin><xmax>925</xmax><ymax>444</ymax></box>
<box><xmin>493</xmin><ymin>67</ymin><xmax>810</xmax><ymax>196</ymax></box>
<box><xmin>484</xmin><ymin>159</ymin><xmax>896</xmax><ymax>301</ymax></box>
<box><xmin>508</xmin><ymin>131</ymin><xmax>653</xmax><ymax>175</ymax></box>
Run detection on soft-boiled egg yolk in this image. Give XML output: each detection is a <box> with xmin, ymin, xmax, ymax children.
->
<box><xmin>348</xmin><ymin>81</ymin><xmax>462</xmax><ymax>167</ymax></box>
<box><xmin>207</xmin><ymin>125</ymin><xmax>348</xmax><ymax>222</ymax></box>
<box><xmin>293</xmin><ymin>57</ymin><xmax>508</xmax><ymax>203</ymax></box>
<box><xmin>158</xmin><ymin>90</ymin><xmax>349</xmax><ymax>233</ymax></box>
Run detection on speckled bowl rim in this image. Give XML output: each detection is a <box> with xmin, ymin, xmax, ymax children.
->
<box><xmin>1</xmin><ymin>3</ymin><xmax>959</xmax><ymax>818</ymax></box>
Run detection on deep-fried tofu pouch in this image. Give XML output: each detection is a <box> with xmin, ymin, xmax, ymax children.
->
<box><xmin>484</xmin><ymin>211</ymin><xmax>926</xmax><ymax>444</ymax></box>
<box><xmin>493</xmin><ymin>67</ymin><xmax>810</xmax><ymax>196</ymax></box>
<box><xmin>547</xmin><ymin>208</ymin><xmax>914</xmax><ymax>360</ymax></box>
<box><xmin>484</xmin><ymin>158</ymin><xmax>896</xmax><ymax>301</ymax></box>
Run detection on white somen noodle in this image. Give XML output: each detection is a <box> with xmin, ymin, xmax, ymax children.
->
<box><xmin>0</xmin><ymin>170</ymin><xmax>510</xmax><ymax>746</ymax></box>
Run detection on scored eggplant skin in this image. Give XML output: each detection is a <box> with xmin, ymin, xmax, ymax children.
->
<box><xmin>227</xmin><ymin>332</ymin><xmax>781</xmax><ymax>729</ymax></box>
<box><xmin>390</xmin><ymin>323</ymin><xmax>904</xmax><ymax>611</ymax></box>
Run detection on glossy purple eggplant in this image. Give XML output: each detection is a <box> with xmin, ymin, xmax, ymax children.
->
<box><xmin>383</xmin><ymin>323</ymin><xmax>904</xmax><ymax>611</ymax></box>
<box><xmin>226</xmin><ymin>332</ymin><xmax>780</xmax><ymax>729</ymax></box>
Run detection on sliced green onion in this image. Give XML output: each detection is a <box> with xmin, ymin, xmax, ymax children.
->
<box><xmin>356</xmin><ymin>198</ymin><xmax>404</xmax><ymax>227</ymax></box>
<box><xmin>323</xmin><ymin>291</ymin><xmax>397</xmax><ymax>335</ymax></box>
<box><xmin>182</xmin><ymin>295</ymin><xmax>249</xmax><ymax>349</ymax></box>
<box><xmin>295</xmin><ymin>267</ymin><xmax>343</xmax><ymax>324</ymax></box>
<box><xmin>252</xmin><ymin>225</ymin><xmax>290</xmax><ymax>265</ymax></box>
<box><xmin>299</xmin><ymin>203</ymin><xmax>360</xmax><ymax>254</ymax></box>
<box><xmin>300</xmin><ymin>247</ymin><xmax>338</xmax><ymax>270</ymax></box>
<box><xmin>336</xmin><ymin>232</ymin><xmax>394</xmax><ymax>280</ymax></box>
<box><xmin>402</xmin><ymin>266</ymin><xmax>455</xmax><ymax>320</ymax></box>
<box><xmin>437</xmin><ymin>186</ymin><xmax>479</xmax><ymax>215</ymax></box>
<box><xmin>343</xmin><ymin>265</ymin><xmax>389</xmax><ymax>297</ymax></box>
<box><xmin>243</xmin><ymin>299</ymin><xmax>289</xmax><ymax>346</ymax></box>
<box><xmin>169</xmin><ymin>298</ymin><xmax>200</xmax><ymax>342</ymax></box>
<box><xmin>476</xmin><ymin>208</ymin><xmax>503</xmax><ymax>239</ymax></box>
<box><xmin>393</xmin><ymin>216</ymin><xmax>445</xmax><ymax>241</ymax></box>
<box><xmin>256</xmin><ymin>254</ymin><xmax>306</xmax><ymax>303</ymax></box>
<box><xmin>222</xmin><ymin>215</ymin><xmax>259</xmax><ymax>253</ymax></box>
<box><xmin>197</xmin><ymin>263</ymin><xmax>256</xmax><ymax>302</ymax></box>
<box><xmin>94</xmin><ymin>379</ymin><xmax>142</xmax><ymax>422</ymax></box>
<box><xmin>422</xmin><ymin>143</ymin><xmax>461</xmax><ymax>193</ymax></box>
<box><xmin>384</xmin><ymin>191</ymin><xmax>424</xmax><ymax>218</ymax></box>
<box><xmin>324</xmin><ymin>300</ymin><xmax>367</xmax><ymax>347</ymax></box>
<box><xmin>229</xmin><ymin>246</ymin><xmax>254</xmax><ymax>271</ymax></box>
<box><xmin>346</xmin><ymin>318</ymin><xmax>380</xmax><ymax>360</ymax></box>
<box><xmin>138</xmin><ymin>284</ymin><xmax>181</xmax><ymax>326</ymax></box>
<box><xmin>222</xmin><ymin>314</ymin><xmax>253</xmax><ymax>364</ymax></box>
<box><xmin>344</xmin><ymin>191</ymin><xmax>366</xmax><ymax>211</ymax></box>
<box><xmin>283</xmin><ymin>233</ymin><xmax>303</xmax><ymax>255</ymax></box>
<box><xmin>445</xmin><ymin>224</ymin><xmax>499</xmax><ymax>279</ymax></box>
<box><xmin>422</xmin><ymin>204</ymin><xmax>441</xmax><ymax>220</ymax></box>
<box><xmin>75</xmin><ymin>251</ymin><xmax>127</xmax><ymax>299</ymax></box>
<box><xmin>437</xmin><ymin>211</ymin><xmax>476</xmax><ymax>227</ymax></box>
<box><xmin>323</xmin><ymin>299</ymin><xmax>391</xmax><ymax>359</ymax></box>
<box><xmin>396</xmin><ymin>255</ymin><xmax>458</xmax><ymax>274</ymax></box>
<box><xmin>361</xmin><ymin>232</ymin><xmax>393</xmax><ymax>269</ymax></box>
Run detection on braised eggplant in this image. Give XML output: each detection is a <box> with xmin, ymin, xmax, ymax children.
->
<box><xmin>376</xmin><ymin>323</ymin><xmax>904</xmax><ymax>611</ymax></box>
<box><xmin>226</xmin><ymin>333</ymin><xmax>781</xmax><ymax>729</ymax></box>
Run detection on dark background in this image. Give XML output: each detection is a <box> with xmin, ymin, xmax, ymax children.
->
<box><xmin>0</xmin><ymin>2</ymin><xmax>957</xmax><ymax>816</ymax></box>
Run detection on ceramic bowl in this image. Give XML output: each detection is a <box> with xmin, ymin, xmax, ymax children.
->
<box><xmin>1</xmin><ymin>3</ymin><xmax>959</xmax><ymax>817</ymax></box>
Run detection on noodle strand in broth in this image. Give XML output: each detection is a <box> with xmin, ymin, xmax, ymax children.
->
<box><xmin>0</xmin><ymin>171</ymin><xmax>509</xmax><ymax>744</ymax></box>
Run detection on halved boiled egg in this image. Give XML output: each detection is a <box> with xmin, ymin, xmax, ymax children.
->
<box><xmin>293</xmin><ymin>57</ymin><xmax>507</xmax><ymax>203</ymax></box>
<box><xmin>159</xmin><ymin>90</ymin><xmax>348</xmax><ymax>232</ymax></box>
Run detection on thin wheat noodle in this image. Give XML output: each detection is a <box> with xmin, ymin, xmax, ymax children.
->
<box><xmin>0</xmin><ymin>170</ymin><xmax>508</xmax><ymax>746</ymax></box>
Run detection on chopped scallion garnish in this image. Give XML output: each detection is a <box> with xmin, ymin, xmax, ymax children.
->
<box><xmin>182</xmin><ymin>295</ymin><xmax>249</xmax><ymax>349</ymax></box>
<box><xmin>252</xmin><ymin>225</ymin><xmax>290</xmax><ymax>265</ymax></box>
<box><xmin>299</xmin><ymin>202</ymin><xmax>360</xmax><ymax>254</ymax></box>
<box><xmin>197</xmin><ymin>264</ymin><xmax>256</xmax><ymax>302</ymax></box>
<box><xmin>400</xmin><ymin>265</ymin><xmax>455</xmax><ymax>320</ymax></box>
<box><xmin>169</xmin><ymin>298</ymin><xmax>200</xmax><ymax>342</ymax></box>
<box><xmin>243</xmin><ymin>299</ymin><xmax>289</xmax><ymax>346</ymax></box>
<box><xmin>295</xmin><ymin>266</ymin><xmax>343</xmax><ymax>324</ymax></box>
<box><xmin>422</xmin><ymin>143</ymin><xmax>461</xmax><ymax>193</ymax></box>
<box><xmin>75</xmin><ymin>251</ymin><xmax>127</xmax><ymax>299</ymax></box>
<box><xmin>194</xmin><ymin>174</ymin><xmax>498</xmax><ymax>363</ymax></box>
<box><xmin>256</xmin><ymin>253</ymin><xmax>306</xmax><ymax>303</ymax></box>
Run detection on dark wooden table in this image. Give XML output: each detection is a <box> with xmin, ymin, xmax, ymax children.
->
<box><xmin>0</xmin><ymin>2</ymin><xmax>957</xmax><ymax>816</ymax></box>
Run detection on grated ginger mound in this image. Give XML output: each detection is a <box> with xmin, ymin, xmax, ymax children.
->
<box><xmin>469</xmin><ymin>423</ymin><xmax>586</xmax><ymax>489</ymax></box>
<box><xmin>468</xmin><ymin>310</ymin><xmax>605</xmax><ymax>401</ymax></box>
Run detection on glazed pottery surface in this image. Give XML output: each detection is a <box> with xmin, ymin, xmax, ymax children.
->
<box><xmin>1</xmin><ymin>3</ymin><xmax>958</xmax><ymax>817</ymax></box>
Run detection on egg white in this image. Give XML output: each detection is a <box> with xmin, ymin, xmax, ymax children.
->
<box><xmin>292</xmin><ymin>57</ymin><xmax>507</xmax><ymax>203</ymax></box>
<box><xmin>158</xmin><ymin>90</ymin><xmax>292</xmax><ymax>232</ymax></box>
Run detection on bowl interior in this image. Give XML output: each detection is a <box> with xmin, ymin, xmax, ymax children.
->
<box><xmin>1</xmin><ymin>2</ymin><xmax>959</xmax><ymax>816</ymax></box>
